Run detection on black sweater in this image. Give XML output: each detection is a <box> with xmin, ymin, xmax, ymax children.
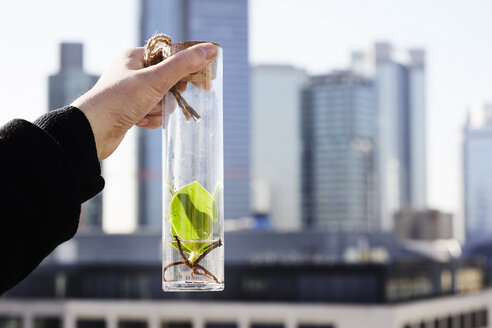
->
<box><xmin>0</xmin><ymin>106</ymin><xmax>104</xmax><ymax>295</ymax></box>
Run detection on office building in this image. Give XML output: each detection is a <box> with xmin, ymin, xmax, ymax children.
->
<box><xmin>394</xmin><ymin>209</ymin><xmax>454</xmax><ymax>240</ymax></box>
<box><xmin>464</xmin><ymin>103</ymin><xmax>492</xmax><ymax>242</ymax></box>
<box><xmin>352</xmin><ymin>43</ymin><xmax>427</xmax><ymax>231</ymax></box>
<box><xmin>2</xmin><ymin>230</ymin><xmax>488</xmax><ymax>328</ymax></box>
<box><xmin>139</xmin><ymin>0</ymin><xmax>250</xmax><ymax>227</ymax></box>
<box><xmin>48</xmin><ymin>43</ymin><xmax>102</xmax><ymax>231</ymax></box>
<box><xmin>301</xmin><ymin>71</ymin><xmax>377</xmax><ymax>231</ymax></box>
<box><xmin>251</xmin><ymin>65</ymin><xmax>306</xmax><ymax>230</ymax></box>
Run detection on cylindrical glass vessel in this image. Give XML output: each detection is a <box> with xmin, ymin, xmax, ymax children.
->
<box><xmin>162</xmin><ymin>42</ymin><xmax>223</xmax><ymax>292</ymax></box>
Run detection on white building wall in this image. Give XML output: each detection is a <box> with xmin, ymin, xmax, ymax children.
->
<box><xmin>464</xmin><ymin>124</ymin><xmax>492</xmax><ymax>241</ymax></box>
<box><xmin>375</xmin><ymin>61</ymin><xmax>404</xmax><ymax>231</ymax></box>
<box><xmin>372</xmin><ymin>43</ymin><xmax>427</xmax><ymax>231</ymax></box>
<box><xmin>1</xmin><ymin>290</ymin><xmax>491</xmax><ymax>328</ymax></box>
<box><xmin>409</xmin><ymin>50</ymin><xmax>427</xmax><ymax>210</ymax></box>
<box><xmin>251</xmin><ymin>65</ymin><xmax>306</xmax><ymax>230</ymax></box>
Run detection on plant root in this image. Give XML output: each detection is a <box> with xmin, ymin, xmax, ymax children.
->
<box><xmin>163</xmin><ymin>236</ymin><xmax>223</xmax><ymax>284</ymax></box>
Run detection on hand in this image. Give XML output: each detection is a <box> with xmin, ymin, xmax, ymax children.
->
<box><xmin>71</xmin><ymin>43</ymin><xmax>217</xmax><ymax>161</ymax></box>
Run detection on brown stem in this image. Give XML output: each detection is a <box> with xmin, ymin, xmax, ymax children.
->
<box><xmin>174</xmin><ymin>236</ymin><xmax>193</xmax><ymax>268</ymax></box>
<box><xmin>194</xmin><ymin>238</ymin><xmax>222</xmax><ymax>265</ymax></box>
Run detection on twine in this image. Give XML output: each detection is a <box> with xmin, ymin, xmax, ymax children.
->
<box><xmin>144</xmin><ymin>34</ymin><xmax>200</xmax><ymax>121</ymax></box>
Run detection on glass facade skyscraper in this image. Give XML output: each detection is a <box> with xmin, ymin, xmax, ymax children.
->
<box><xmin>301</xmin><ymin>71</ymin><xmax>377</xmax><ymax>231</ymax></box>
<box><xmin>48</xmin><ymin>42</ymin><xmax>102</xmax><ymax>231</ymax></box>
<box><xmin>139</xmin><ymin>0</ymin><xmax>250</xmax><ymax>227</ymax></box>
<box><xmin>352</xmin><ymin>43</ymin><xmax>427</xmax><ymax>231</ymax></box>
<box><xmin>464</xmin><ymin>103</ymin><xmax>492</xmax><ymax>242</ymax></box>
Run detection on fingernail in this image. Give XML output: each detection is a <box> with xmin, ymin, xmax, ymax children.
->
<box><xmin>137</xmin><ymin>117</ymin><xmax>150</xmax><ymax>126</ymax></box>
<box><xmin>199</xmin><ymin>44</ymin><xmax>217</xmax><ymax>60</ymax></box>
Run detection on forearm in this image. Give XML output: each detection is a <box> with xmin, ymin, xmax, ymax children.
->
<box><xmin>0</xmin><ymin>107</ymin><xmax>104</xmax><ymax>294</ymax></box>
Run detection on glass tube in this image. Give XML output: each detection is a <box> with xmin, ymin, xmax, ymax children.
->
<box><xmin>162</xmin><ymin>42</ymin><xmax>223</xmax><ymax>291</ymax></box>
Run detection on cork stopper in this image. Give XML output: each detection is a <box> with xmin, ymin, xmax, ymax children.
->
<box><xmin>172</xmin><ymin>41</ymin><xmax>220</xmax><ymax>83</ymax></box>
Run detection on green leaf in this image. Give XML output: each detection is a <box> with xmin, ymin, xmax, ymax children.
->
<box><xmin>169</xmin><ymin>181</ymin><xmax>217</xmax><ymax>258</ymax></box>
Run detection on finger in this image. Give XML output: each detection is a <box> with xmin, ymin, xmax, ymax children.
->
<box><xmin>141</xmin><ymin>43</ymin><xmax>217</xmax><ymax>94</ymax></box>
<box><xmin>192</xmin><ymin>80</ymin><xmax>212</xmax><ymax>91</ymax></box>
<box><xmin>149</xmin><ymin>100</ymin><xmax>163</xmax><ymax>115</ymax></box>
<box><xmin>137</xmin><ymin>117</ymin><xmax>150</xmax><ymax>127</ymax></box>
<box><xmin>139</xmin><ymin>115</ymin><xmax>162</xmax><ymax>129</ymax></box>
<box><xmin>176</xmin><ymin>81</ymin><xmax>188</xmax><ymax>93</ymax></box>
<box><xmin>163</xmin><ymin>93</ymin><xmax>177</xmax><ymax>129</ymax></box>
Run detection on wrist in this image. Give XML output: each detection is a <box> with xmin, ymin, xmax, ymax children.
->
<box><xmin>72</xmin><ymin>95</ymin><xmax>126</xmax><ymax>161</ymax></box>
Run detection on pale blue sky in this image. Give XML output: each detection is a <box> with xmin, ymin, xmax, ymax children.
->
<box><xmin>1</xmin><ymin>0</ymin><xmax>491</xmax><ymax>225</ymax></box>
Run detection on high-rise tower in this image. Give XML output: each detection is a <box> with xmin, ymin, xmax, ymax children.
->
<box><xmin>352</xmin><ymin>43</ymin><xmax>427</xmax><ymax>230</ymax></box>
<box><xmin>139</xmin><ymin>0</ymin><xmax>250</xmax><ymax>227</ymax></box>
<box><xmin>301</xmin><ymin>71</ymin><xmax>377</xmax><ymax>231</ymax></box>
<box><xmin>464</xmin><ymin>103</ymin><xmax>492</xmax><ymax>241</ymax></box>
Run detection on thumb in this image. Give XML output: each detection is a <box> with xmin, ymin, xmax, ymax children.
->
<box><xmin>142</xmin><ymin>43</ymin><xmax>217</xmax><ymax>94</ymax></box>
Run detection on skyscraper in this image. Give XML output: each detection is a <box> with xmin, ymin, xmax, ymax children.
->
<box><xmin>139</xmin><ymin>0</ymin><xmax>250</xmax><ymax>227</ymax></box>
<box><xmin>48</xmin><ymin>42</ymin><xmax>102</xmax><ymax>231</ymax></box>
<box><xmin>353</xmin><ymin>43</ymin><xmax>427</xmax><ymax>230</ymax></box>
<box><xmin>464</xmin><ymin>103</ymin><xmax>492</xmax><ymax>241</ymax></box>
<box><xmin>251</xmin><ymin>65</ymin><xmax>306</xmax><ymax>230</ymax></box>
<box><xmin>301</xmin><ymin>71</ymin><xmax>377</xmax><ymax>231</ymax></box>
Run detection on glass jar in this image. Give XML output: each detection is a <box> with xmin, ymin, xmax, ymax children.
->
<box><xmin>162</xmin><ymin>42</ymin><xmax>224</xmax><ymax>291</ymax></box>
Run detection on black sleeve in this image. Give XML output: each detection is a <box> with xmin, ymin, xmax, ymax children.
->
<box><xmin>0</xmin><ymin>106</ymin><xmax>104</xmax><ymax>295</ymax></box>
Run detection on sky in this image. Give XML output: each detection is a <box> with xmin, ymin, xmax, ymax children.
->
<box><xmin>1</xmin><ymin>0</ymin><xmax>491</xmax><ymax>234</ymax></box>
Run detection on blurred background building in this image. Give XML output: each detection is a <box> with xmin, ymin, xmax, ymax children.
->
<box><xmin>251</xmin><ymin>65</ymin><xmax>306</xmax><ymax>230</ymax></box>
<box><xmin>464</xmin><ymin>102</ymin><xmax>492</xmax><ymax>242</ymax></box>
<box><xmin>352</xmin><ymin>43</ymin><xmax>427</xmax><ymax>231</ymax></box>
<box><xmin>301</xmin><ymin>71</ymin><xmax>377</xmax><ymax>231</ymax></box>
<box><xmin>48</xmin><ymin>42</ymin><xmax>102</xmax><ymax>231</ymax></box>
<box><xmin>2</xmin><ymin>230</ymin><xmax>489</xmax><ymax>328</ymax></box>
<box><xmin>394</xmin><ymin>209</ymin><xmax>453</xmax><ymax>240</ymax></box>
<box><xmin>138</xmin><ymin>0</ymin><xmax>250</xmax><ymax>228</ymax></box>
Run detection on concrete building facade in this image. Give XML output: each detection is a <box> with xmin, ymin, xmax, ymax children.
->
<box><xmin>0</xmin><ymin>296</ymin><xmax>489</xmax><ymax>328</ymax></box>
<box><xmin>394</xmin><ymin>209</ymin><xmax>454</xmax><ymax>240</ymax></box>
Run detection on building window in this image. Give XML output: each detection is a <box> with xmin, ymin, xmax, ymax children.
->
<box><xmin>34</xmin><ymin>317</ymin><xmax>62</xmax><ymax>328</ymax></box>
<box><xmin>77</xmin><ymin>319</ymin><xmax>106</xmax><ymax>328</ymax></box>
<box><xmin>299</xmin><ymin>324</ymin><xmax>335</xmax><ymax>328</ymax></box>
<box><xmin>205</xmin><ymin>323</ymin><xmax>237</xmax><ymax>328</ymax></box>
<box><xmin>161</xmin><ymin>322</ymin><xmax>192</xmax><ymax>328</ymax></box>
<box><xmin>250</xmin><ymin>324</ymin><xmax>284</xmax><ymax>328</ymax></box>
<box><xmin>118</xmin><ymin>320</ymin><xmax>147</xmax><ymax>328</ymax></box>
<box><xmin>481</xmin><ymin>308</ymin><xmax>488</xmax><ymax>327</ymax></box>
<box><xmin>473</xmin><ymin>308</ymin><xmax>488</xmax><ymax>328</ymax></box>
<box><xmin>0</xmin><ymin>317</ymin><xmax>22</xmax><ymax>328</ymax></box>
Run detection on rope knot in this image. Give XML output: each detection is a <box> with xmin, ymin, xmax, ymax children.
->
<box><xmin>144</xmin><ymin>34</ymin><xmax>200</xmax><ymax>121</ymax></box>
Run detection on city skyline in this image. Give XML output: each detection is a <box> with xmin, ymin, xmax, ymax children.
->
<box><xmin>1</xmin><ymin>1</ymin><xmax>492</xmax><ymax>236</ymax></box>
